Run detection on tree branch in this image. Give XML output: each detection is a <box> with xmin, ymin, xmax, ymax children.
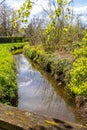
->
<box><xmin>0</xmin><ymin>0</ymin><xmax>6</xmax><ymax>5</ymax></box>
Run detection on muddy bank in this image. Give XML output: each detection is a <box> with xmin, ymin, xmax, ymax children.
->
<box><xmin>75</xmin><ymin>96</ymin><xmax>87</xmax><ymax>126</ymax></box>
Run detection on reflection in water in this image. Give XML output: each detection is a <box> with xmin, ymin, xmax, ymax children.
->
<box><xmin>14</xmin><ymin>54</ymin><xmax>78</xmax><ymax>122</ymax></box>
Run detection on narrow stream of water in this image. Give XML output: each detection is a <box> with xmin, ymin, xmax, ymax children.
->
<box><xmin>14</xmin><ymin>54</ymin><xmax>81</xmax><ymax>123</ymax></box>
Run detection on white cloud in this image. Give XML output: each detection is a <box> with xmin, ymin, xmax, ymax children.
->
<box><xmin>74</xmin><ymin>6</ymin><xmax>87</xmax><ymax>15</ymax></box>
<box><xmin>5</xmin><ymin>0</ymin><xmax>24</xmax><ymax>9</ymax></box>
<box><xmin>31</xmin><ymin>0</ymin><xmax>50</xmax><ymax>16</ymax></box>
<box><xmin>73</xmin><ymin>6</ymin><xmax>87</xmax><ymax>25</ymax></box>
<box><xmin>4</xmin><ymin>0</ymin><xmax>87</xmax><ymax>25</ymax></box>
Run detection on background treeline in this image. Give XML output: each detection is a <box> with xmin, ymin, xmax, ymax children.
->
<box><xmin>0</xmin><ymin>4</ymin><xmax>24</xmax><ymax>37</ymax></box>
<box><xmin>22</xmin><ymin>0</ymin><xmax>85</xmax><ymax>51</ymax></box>
<box><xmin>0</xmin><ymin>3</ymin><xmax>85</xmax><ymax>48</ymax></box>
<box><xmin>0</xmin><ymin>36</ymin><xmax>25</xmax><ymax>43</ymax></box>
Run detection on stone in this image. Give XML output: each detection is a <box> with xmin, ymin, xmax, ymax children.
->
<box><xmin>0</xmin><ymin>103</ymin><xmax>86</xmax><ymax>130</ymax></box>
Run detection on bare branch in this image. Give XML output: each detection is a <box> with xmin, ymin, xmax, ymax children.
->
<box><xmin>52</xmin><ymin>0</ymin><xmax>57</xmax><ymax>10</ymax></box>
<box><xmin>0</xmin><ymin>0</ymin><xmax>6</xmax><ymax>5</ymax></box>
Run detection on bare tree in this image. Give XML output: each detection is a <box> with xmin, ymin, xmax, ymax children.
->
<box><xmin>25</xmin><ymin>17</ymin><xmax>46</xmax><ymax>45</ymax></box>
<box><xmin>0</xmin><ymin>4</ymin><xmax>20</xmax><ymax>36</ymax></box>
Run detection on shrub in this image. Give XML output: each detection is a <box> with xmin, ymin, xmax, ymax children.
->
<box><xmin>0</xmin><ymin>37</ymin><xmax>25</xmax><ymax>43</ymax></box>
<box><xmin>23</xmin><ymin>45</ymin><xmax>52</xmax><ymax>72</ymax></box>
<box><xmin>23</xmin><ymin>45</ymin><xmax>71</xmax><ymax>83</ymax></box>
<box><xmin>68</xmin><ymin>57</ymin><xmax>87</xmax><ymax>96</ymax></box>
<box><xmin>68</xmin><ymin>30</ymin><xmax>87</xmax><ymax>96</ymax></box>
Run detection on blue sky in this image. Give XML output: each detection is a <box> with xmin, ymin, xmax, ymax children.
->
<box><xmin>5</xmin><ymin>0</ymin><xmax>87</xmax><ymax>7</ymax></box>
<box><xmin>74</xmin><ymin>0</ymin><xmax>87</xmax><ymax>7</ymax></box>
<box><xmin>4</xmin><ymin>0</ymin><xmax>87</xmax><ymax>12</ymax></box>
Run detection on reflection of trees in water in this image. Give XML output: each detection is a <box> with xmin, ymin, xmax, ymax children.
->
<box><xmin>33</xmin><ymin>74</ymin><xmax>66</xmax><ymax>113</ymax></box>
<box><xmin>15</xmin><ymin>54</ymin><xmax>65</xmax><ymax>112</ymax></box>
<box><xmin>15</xmin><ymin>54</ymin><xmax>76</xmax><ymax>122</ymax></box>
<box><xmin>14</xmin><ymin>54</ymin><xmax>25</xmax><ymax>73</ymax></box>
<box><xmin>33</xmin><ymin>76</ymin><xmax>75</xmax><ymax>121</ymax></box>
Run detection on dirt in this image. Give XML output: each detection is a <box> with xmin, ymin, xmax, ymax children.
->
<box><xmin>53</xmin><ymin>50</ymin><xmax>74</xmax><ymax>62</ymax></box>
<box><xmin>53</xmin><ymin>51</ymin><xmax>87</xmax><ymax>127</ymax></box>
<box><xmin>75</xmin><ymin>96</ymin><xmax>87</xmax><ymax>126</ymax></box>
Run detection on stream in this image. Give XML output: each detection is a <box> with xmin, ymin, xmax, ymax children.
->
<box><xmin>14</xmin><ymin>54</ymin><xmax>81</xmax><ymax>123</ymax></box>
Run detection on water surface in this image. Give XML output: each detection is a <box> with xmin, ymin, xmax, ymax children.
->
<box><xmin>14</xmin><ymin>54</ymin><xmax>81</xmax><ymax>123</ymax></box>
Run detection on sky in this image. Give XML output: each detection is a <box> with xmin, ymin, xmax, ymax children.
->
<box><xmin>74</xmin><ymin>0</ymin><xmax>87</xmax><ymax>7</ymax></box>
<box><xmin>2</xmin><ymin>0</ymin><xmax>87</xmax><ymax>25</ymax></box>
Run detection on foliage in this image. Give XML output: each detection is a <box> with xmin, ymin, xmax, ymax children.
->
<box><xmin>11</xmin><ymin>0</ymin><xmax>84</xmax><ymax>51</ymax></box>
<box><xmin>23</xmin><ymin>44</ymin><xmax>70</xmax><ymax>83</ymax></box>
<box><xmin>0</xmin><ymin>43</ymin><xmax>24</xmax><ymax>105</ymax></box>
<box><xmin>23</xmin><ymin>45</ymin><xmax>52</xmax><ymax>71</ymax></box>
<box><xmin>44</xmin><ymin>0</ymin><xmax>73</xmax><ymax>46</ymax></box>
<box><xmin>69</xmin><ymin>58</ymin><xmax>87</xmax><ymax>96</ymax></box>
<box><xmin>0</xmin><ymin>5</ymin><xmax>20</xmax><ymax>37</ymax></box>
<box><xmin>24</xmin><ymin>43</ymin><xmax>87</xmax><ymax>96</ymax></box>
<box><xmin>68</xmin><ymin>30</ymin><xmax>87</xmax><ymax>96</ymax></box>
<box><xmin>0</xmin><ymin>37</ymin><xmax>25</xmax><ymax>43</ymax></box>
<box><xmin>51</xmin><ymin>57</ymin><xmax>70</xmax><ymax>75</ymax></box>
<box><xmin>12</xmin><ymin>0</ymin><xmax>32</xmax><ymax>28</ymax></box>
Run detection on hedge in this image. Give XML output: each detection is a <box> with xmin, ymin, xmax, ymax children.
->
<box><xmin>0</xmin><ymin>37</ymin><xmax>25</xmax><ymax>43</ymax></box>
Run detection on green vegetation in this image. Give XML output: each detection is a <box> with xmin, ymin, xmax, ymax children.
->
<box><xmin>23</xmin><ymin>38</ymin><xmax>87</xmax><ymax>97</ymax></box>
<box><xmin>0</xmin><ymin>0</ymin><xmax>86</xmax><ymax>109</ymax></box>
<box><xmin>23</xmin><ymin>44</ymin><xmax>70</xmax><ymax>84</ymax></box>
<box><xmin>0</xmin><ymin>43</ymin><xmax>24</xmax><ymax>105</ymax></box>
<box><xmin>68</xmin><ymin>31</ymin><xmax>87</xmax><ymax>96</ymax></box>
<box><xmin>0</xmin><ymin>37</ymin><xmax>25</xmax><ymax>43</ymax></box>
<box><xmin>20</xmin><ymin>0</ymin><xmax>87</xmax><ymax>98</ymax></box>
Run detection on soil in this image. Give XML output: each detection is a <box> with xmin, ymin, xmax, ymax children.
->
<box><xmin>75</xmin><ymin>96</ymin><xmax>87</xmax><ymax>126</ymax></box>
<box><xmin>53</xmin><ymin>50</ymin><xmax>74</xmax><ymax>62</ymax></box>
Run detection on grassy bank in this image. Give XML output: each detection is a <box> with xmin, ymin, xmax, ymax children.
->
<box><xmin>23</xmin><ymin>44</ymin><xmax>87</xmax><ymax>98</ymax></box>
<box><xmin>23</xmin><ymin>44</ymin><xmax>71</xmax><ymax>85</ymax></box>
<box><xmin>0</xmin><ymin>43</ymin><xmax>25</xmax><ymax>106</ymax></box>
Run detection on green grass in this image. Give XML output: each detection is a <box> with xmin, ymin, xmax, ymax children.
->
<box><xmin>0</xmin><ymin>43</ymin><xmax>25</xmax><ymax>106</ymax></box>
<box><xmin>23</xmin><ymin>44</ymin><xmax>70</xmax><ymax>84</ymax></box>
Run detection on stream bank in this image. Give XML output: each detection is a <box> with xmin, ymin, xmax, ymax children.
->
<box><xmin>23</xmin><ymin>44</ymin><xmax>87</xmax><ymax>125</ymax></box>
<box><xmin>0</xmin><ymin>43</ymin><xmax>25</xmax><ymax>106</ymax></box>
<box><xmin>14</xmin><ymin>54</ymin><xmax>83</xmax><ymax>124</ymax></box>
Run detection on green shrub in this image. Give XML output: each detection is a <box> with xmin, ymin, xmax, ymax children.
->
<box><xmin>68</xmin><ymin>31</ymin><xmax>87</xmax><ymax>96</ymax></box>
<box><xmin>51</xmin><ymin>58</ymin><xmax>69</xmax><ymax>74</ymax></box>
<box><xmin>68</xmin><ymin>57</ymin><xmax>87</xmax><ymax>96</ymax></box>
<box><xmin>0</xmin><ymin>37</ymin><xmax>25</xmax><ymax>43</ymax></box>
<box><xmin>23</xmin><ymin>45</ymin><xmax>71</xmax><ymax>83</ymax></box>
<box><xmin>23</xmin><ymin>45</ymin><xmax>52</xmax><ymax>72</ymax></box>
<box><xmin>36</xmin><ymin>52</ymin><xmax>51</xmax><ymax>71</ymax></box>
